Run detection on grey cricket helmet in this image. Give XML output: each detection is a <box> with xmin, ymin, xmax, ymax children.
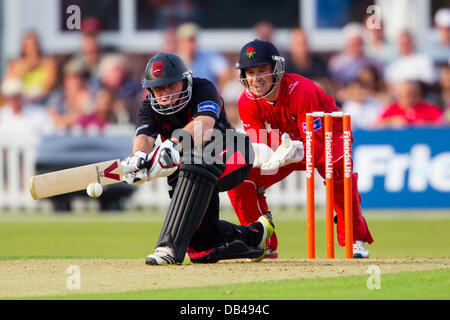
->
<box><xmin>142</xmin><ymin>52</ymin><xmax>193</xmax><ymax>115</ymax></box>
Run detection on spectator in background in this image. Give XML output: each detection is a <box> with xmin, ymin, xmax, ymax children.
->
<box><xmin>376</xmin><ymin>80</ymin><xmax>443</xmax><ymax>128</ymax></box>
<box><xmin>80</xmin><ymin>16</ymin><xmax>103</xmax><ymax>36</ymax></box>
<box><xmin>329</xmin><ymin>23</ymin><xmax>383</xmax><ymax>86</ymax></box>
<box><xmin>253</xmin><ymin>21</ymin><xmax>275</xmax><ymax>42</ymax></box>
<box><xmin>47</xmin><ymin>59</ymin><xmax>93</xmax><ymax>130</ymax></box>
<box><xmin>92</xmin><ymin>54</ymin><xmax>141</xmax><ymax>124</ymax></box>
<box><xmin>3</xmin><ymin>31</ymin><xmax>57</xmax><ymax>103</ymax></box>
<box><xmin>341</xmin><ymin>79</ymin><xmax>384</xmax><ymax>130</ymax></box>
<box><xmin>176</xmin><ymin>22</ymin><xmax>231</xmax><ymax>90</ymax></box>
<box><xmin>71</xmin><ymin>33</ymin><xmax>104</xmax><ymax>83</ymax></box>
<box><xmin>357</xmin><ymin>65</ymin><xmax>390</xmax><ymax>105</ymax></box>
<box><xmin>74</xmin><ymin>89</ymin><xmax>121</xmax><ymax>132</ymax></box>
<box><xmin>0</xmin><ymin>78</ymin><xmax>54</xmax><ymax>136</ymax></box>
<box><xmin>424</xmin><ymin>8</ymin><xmax>450</xmax><ymax>67</ymax></box>
<box><xmin>285</xmin><ymin>28</ymin><xmax>330</xmax><ymax>81</ymax></box>
<box><xmin>69</xmin><ymin>17</ymin><xmax>118</xmax><ymax>85</ymax></box>
<box><xmin>364</xmin><ymin>16</ymin><xmax>397</xmax><ymax>65</ymax></box>
<box><xmin>220</xmin><ymin>80</ymin><xmax>243</xmax><ymax>130</ymax></box>
<box><xmin>437</xmin><ymin>65</ymin><xmax>450</xmax><ymax>123</ymax></box>
<box><xmin>385</xmin><ymin>30</ymin><xmax>436</xmax><ymax>86</ymax></box>
<box><xmin>162</xmin><ymin>27</ymin><xmax>178</xmax><ymax>52</ymax></box>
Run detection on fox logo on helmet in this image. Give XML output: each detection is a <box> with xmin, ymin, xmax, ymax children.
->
<box><xmin>152</xmin><ymin>62</ymin><xmax>163</xmax><ymax>78</ymax></box>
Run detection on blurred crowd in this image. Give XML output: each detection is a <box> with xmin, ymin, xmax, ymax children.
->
<box><xmin>1</xmin><ymin>8</ymin><xmax>450</xmax><ymax>140</ymax></box>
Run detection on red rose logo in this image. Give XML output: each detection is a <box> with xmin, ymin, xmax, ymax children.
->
<box><xmin>245</xmin><ymin>47</ymin><xmax>256</xmax><ymax>58</ymax></box>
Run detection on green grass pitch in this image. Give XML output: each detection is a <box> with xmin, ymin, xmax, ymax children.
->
<box><xmin>0</xmin><ymin>209</ymin><xmax>449</xmax><ymax>300</ymax></box>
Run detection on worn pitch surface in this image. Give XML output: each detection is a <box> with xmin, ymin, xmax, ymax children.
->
<box><xmin>1</xmin><ymin>258</ymin><xmax>448</xmax><ymax>298</ymax></box>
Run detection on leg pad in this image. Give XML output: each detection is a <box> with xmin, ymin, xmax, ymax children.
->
<box><xmin>156</xmin><ymin>163</ymin><xmax>223</xmax><ymax>262</ymax></box>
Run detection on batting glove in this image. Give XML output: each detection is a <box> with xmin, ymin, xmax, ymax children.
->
<box><xmin>146</xmin><ymin>140</ymin><xmax>181</xmax><ymax>180</ymax></box>
<box><xmin>121</xmin><ymin>151</ymin><xmax>149</xmax><ymax>185</ymax></box>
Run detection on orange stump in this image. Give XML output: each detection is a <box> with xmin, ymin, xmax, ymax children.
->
<box><xmin>324</xmin><ymin>114</ymin><xmax>334</xmax><ymax>259</ymax></box>
<box><xmin>305</xmin><ymin>113</ymin><xmax>352</xmax><ymax>259</ymax></box>
<box><xmin>343</xmin><ymin>114</ymin><xmax>353</xmax><ymax>259</ymax></box>
<box><xmin>305</xmin><ymin>114</ymin><xmax>315</xmax><ymax>259</ymax></box>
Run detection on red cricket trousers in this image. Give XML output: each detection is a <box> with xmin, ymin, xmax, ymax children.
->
<box><xmin>227</xmin><ymin>138</ymin><xmax>374</xmax><ymax>251</ymax></box>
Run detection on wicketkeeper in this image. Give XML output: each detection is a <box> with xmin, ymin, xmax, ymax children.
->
<box><xmin>121</xmin><ymin>52</ymin><xmax>274</xmax><ymax>265</ymax></box>
<box><xmin>227</xmin><ymin>40</ymin><xmax>374</xmax><ymax>258</ymax></box>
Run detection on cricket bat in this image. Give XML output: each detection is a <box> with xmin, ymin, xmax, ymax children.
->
<box><xmin>29</xmin><ymin>159</ymin><xmax>123</xmax><ymax>200</ymax></box>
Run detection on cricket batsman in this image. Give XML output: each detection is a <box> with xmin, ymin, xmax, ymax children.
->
<box><xmin>120</xmin><ymin>52</ymin><xmax>274</xmax><ymax>265</ymax></box>
<box><xmin>227</xmin><ymin>40</ymin><xmax>374</xmax><ymax>258</ymax></box>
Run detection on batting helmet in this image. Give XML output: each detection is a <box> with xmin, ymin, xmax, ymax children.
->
<box><xmin>143</xmin><ymin>52</ymin><xmax>193</xmax><ymax>115</ymax></box>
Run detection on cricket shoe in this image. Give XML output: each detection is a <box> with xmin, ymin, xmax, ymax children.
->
<box><xmin>353</xmin><ymin>240</ymin><xmax>370</xmax><ymax>259</ymax></box>
<box><xmin>188</xmin><ymin>240</ymin><xmax>264</xmax><ymax>264</ymax></box>
<box><xmin>145</xmin><ymin>246</ymin><xmax>191</xmax><ymax>265</ymax></box>
<box><xmin>264</xmin><ymin>248</ymin><xmax>278</xmax><ymax>259</ymax></box>
<box><xmin>252</xmin><ymin>213</ymin><xmax>275</xmax><ymax>262</ymax></box>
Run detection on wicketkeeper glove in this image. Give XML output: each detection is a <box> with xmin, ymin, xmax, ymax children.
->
<box><xmin>260</xmin><ymin>133</ymin><xmax>304</xmax><ymax>171</ymax></box>
<box><xmin>251</xmin><ymin>143</ymin><xmax>274</xmax><ymax>168</ymax></box>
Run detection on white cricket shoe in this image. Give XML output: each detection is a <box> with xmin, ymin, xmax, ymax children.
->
<box><xmin>145</xmin><ymin>246</ymin><xmax>191</xmax><ymax>265</ymax></box>
<box><xmin>353</xmin><ymin>240</ymin><xmax>369</xmax><ymax>259</ymax></box>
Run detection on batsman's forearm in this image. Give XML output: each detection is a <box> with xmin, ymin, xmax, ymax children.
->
<box><xmin>185</xmin><ymin>116</ymin><xmax>215</xmax><ymax>143</ymax></box>
<box><xmin>133</xmin><ymin>134</ymin><xmax>156</xmax><ymax>154</ymax></box>
<box><xmin>172</xmin><ymin>116</ymin><xmax>216</xmax><ymax>153</ymax></box>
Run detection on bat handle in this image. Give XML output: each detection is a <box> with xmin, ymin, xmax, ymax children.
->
<box><xmin>137</xmin><ymin>158</ymin><xmax>149</xmax><ymax>170</ymax></box>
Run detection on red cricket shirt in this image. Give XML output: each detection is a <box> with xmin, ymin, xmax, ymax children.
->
<box><xmin>238</xmin><ymin>73</ymin><xmax>339</xmax><ymax>150</ymax></box>
<box><xmin>379</xmin><ymin>102</ymin><xmax>444</xmax><ymax>125</ymax></box>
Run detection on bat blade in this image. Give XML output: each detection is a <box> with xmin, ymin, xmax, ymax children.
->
<box><xmin>29</xmin><ymin>159</ymin><xmax>123</xmax><ymax>200</ymax></box>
